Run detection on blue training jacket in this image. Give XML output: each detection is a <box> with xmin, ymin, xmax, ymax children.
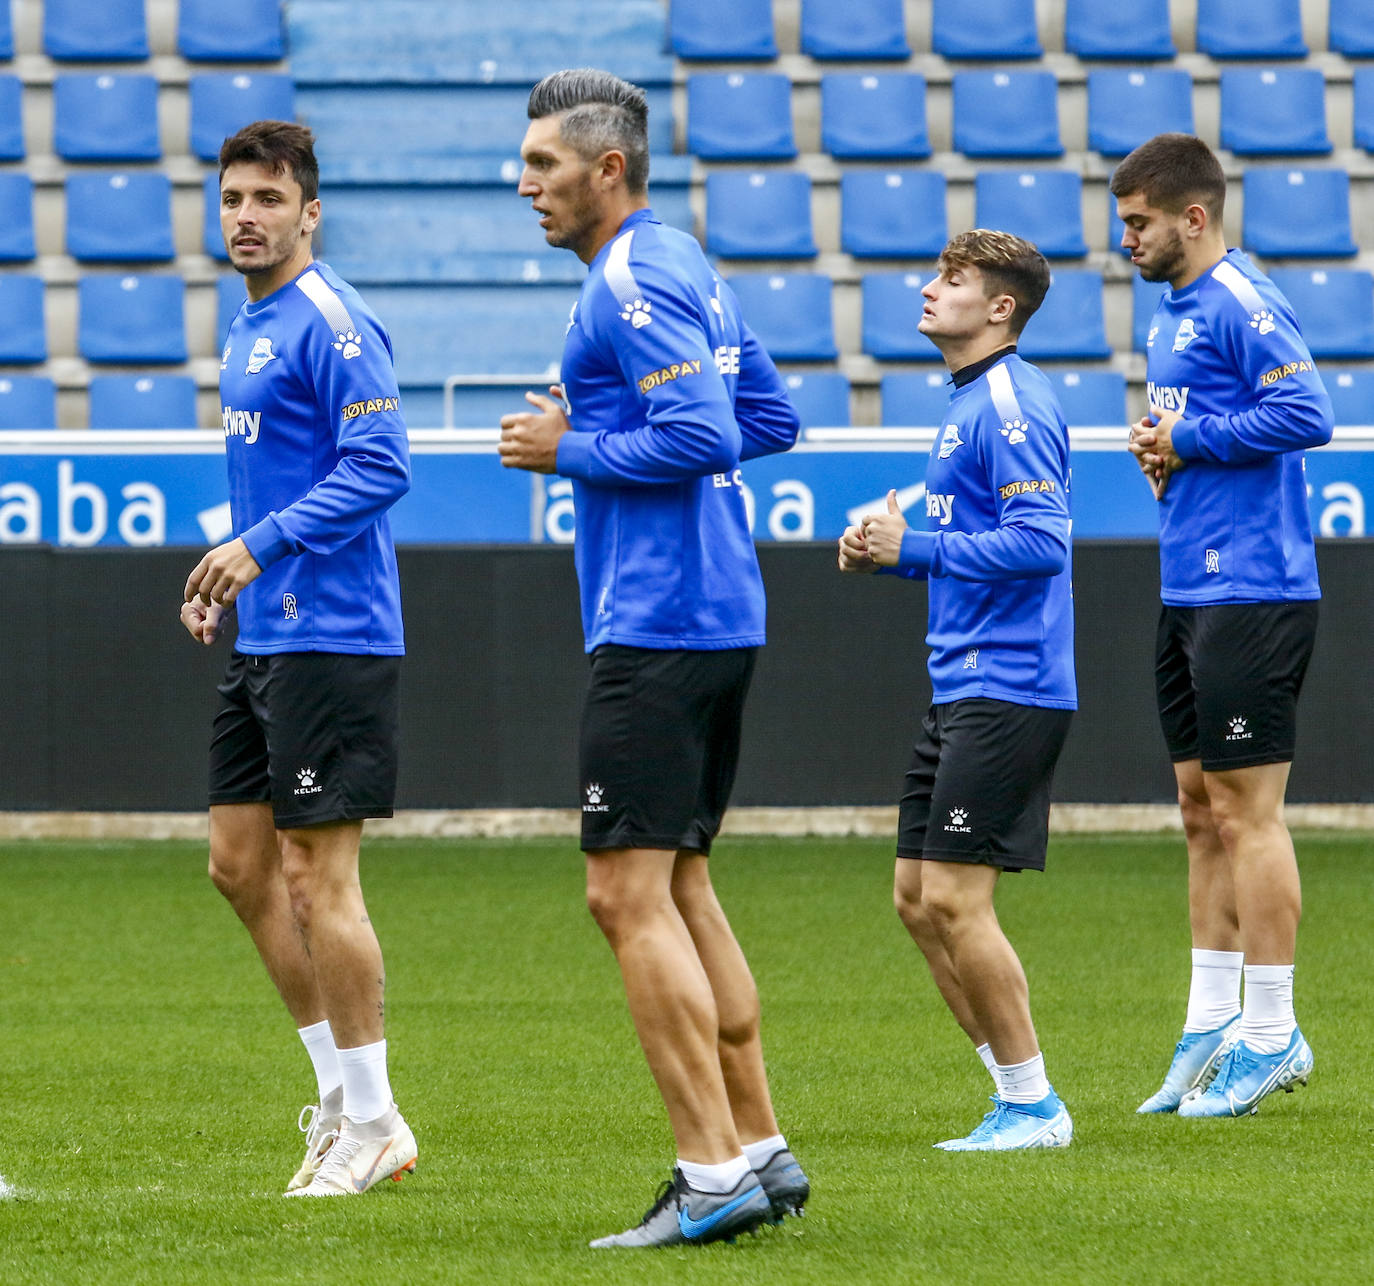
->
<box><xmin>1144</xmin><ymin>250</ymin><xmax>1333</xmax><ymax>606</ymax></box>
<box><xmin>554</xmin><ymin>208</ymin><xmax>800</xmax><ymax>651</ymax></box>
<box><xmin>219</xmin><ymin>262</ymin><xmax>410</xmax><ymax>655</ymax></box>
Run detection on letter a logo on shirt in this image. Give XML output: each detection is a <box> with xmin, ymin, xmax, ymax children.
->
<box><xmin>938</xmin><ymin>424</ymin><xmax>964</xmax><ymax>459</ymax></box>
<box><xmin>246</xmin><ymin>336</ymin><xmax>278</xmax><ymax>374</ymax></box>
<box><xmin>1172</xmin><ymin>319</ymin><xmax>1201</xmax><ymax>353</ymax></box>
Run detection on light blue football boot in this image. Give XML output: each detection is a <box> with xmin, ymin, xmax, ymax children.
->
<box><xmin>1177</xmin><ymin>1028</ymin><xmax>1313</xmax><ymax>1118</ymax></box>
<box><xmin>1137</xmin><ymin>1015</ymin><xmax>1242</xmax><ymax>1114</ymax></box>
<box><xmin>935</xmin><ymin>1089</ymin><xmax>1073</xmax><ymax>1152</ymax></box>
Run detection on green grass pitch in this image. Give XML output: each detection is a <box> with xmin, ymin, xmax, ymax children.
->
<box><xmin>1</xmin><ymin>834</ymin><xmax>1371</xmax><ymax>1284</ymax></box>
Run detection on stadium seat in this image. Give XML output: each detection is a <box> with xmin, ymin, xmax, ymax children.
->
<box><xmin>706</xmin><ymin>172</ymin><xmax>816</xmax><ymax>259</ymax></box>
<box><xmin>1329</xmin><ymin>0</ymin><xmax>1374</xmax><ymax>56</ymax></box>
<box><xmin>1088</xmin><ymin>70</ymin><xmax>1195</xmax><ymax>157</ymax></box>
<box><xmin>79</xmin><ymin>275</ymin><xmax>188</xmax><ymax>364</ymax></box>
<box><xmin>217</xmin><ymin>274</ymin><xmax>247</xmax><ymax>349</ymax></box>
<box><xmin>54</xmin><ymin>75</ymin><xmax>161</xmax><ymax>161</ymax></box>
<box><xmin>179</xmin><ymin>0</ymin><xmax>285</xmax><ymax>61</ymax></box>
<box><xmin>0</xmin><ymin>377</ymin><xmax>57</xmax><ymax>429</ymax></box>
<box><xmin>974</xmin><ymin>171</ymin><xmax>1088</xmax><ymax>258</ymax></box>
<box><xmin>67</xmin><ymin>173</ymin><xmax>175</xmax><ymax>262</ymax></box>
<box><xmin>801</xmin><ymin>0</ymin><xmax>909</xmax><ymax>59</ymax></box>
<box><xmin>840</xmin><ymin>170</ymin><xmax>947</xmax><ymax>259</ymax></box>
<box><xmin>1242</xmin><ymin>168</ymin><xmax>1357</xmax><ymax>258</ymax></box>
<box><xmin>0</xmin><ymin>277</ymin><xmax>47</xmax><ymax>363</ymax></box>
<box><xmin>0</xmin><ymin>3</ymin><xmax>10</xmax><ymax>59</ymax></box>
<box><xmin>0</xmin><ymin>174</ymin><xmax>34</xmax><ymax>261</ymax></box>
<box><xmin>881</xmin><ymin>370</ymin><xmax>951</xmax><ymax>425</ymax></box>
<box><xmin>1132</xmin><ymin>276</ymin><xmax>1169</xmax><ymax>352</ymax></box>
<box><xmin>203</xmin><ymin>173</ymin><xmax>229</xmax><ymax>261</ymax></box>
<box><xmin>727</xmin><ymin>273</ymin><xmax>837</xmax><ymax>361</ymax></box>
<box><xmin>670</xmin><ymin>0</ymin><xmax>776</xmax><ymax>59</ymax></box>
<box><xmin>932</xmin><ymin>0</ymin><xmax>1041</xmax><ymax>59</ymax></box>
<box><xmin>88</xmin><ymin>376</ymin><xmax>200</xmax><ymax>429</ymax></box>
<box><xmin>0</xmin><ymin>75</ymin><xmax>23</xmax><ymax>161</ymax></box>
<box><xmin>1017</xmin><ymin>271</ymin><xmax>1111</xmax><ymax>361</ymax></box>
<box><xmin>952</xmin><ymin>72</ymin><xmax>1062</xmax><ymax>158</ymax></box>
<box><xmin>1047</xmin><ymin>370</ymin><xmax>1128</xmax><ymax>426</ymax></box>
<box><xmin>820</xmin><ymin>74</ymin><xmax>930</xmax><ymax>160</ymax></box>
<box><xmin>862</xmin><ymin>273</ymin><xmax>941</xmax><ymax>361</ymax></box>
<box><xmin>1267</xmin><ymin>269</ymin><xmax>1374</xmax><ymax>359</ymax></box>
<box><xmin>687</xmin><ymin>74</ymin><xmax>795</xmax><ymax>161</ymax></box>
<box><xmin>1353</xmin><ymin>69</ymin><xmax>1374</xmax><ymax>152</ymax></box>
<box><xmin>43</xmin><ymin>0</ymin><xmax>149</xmax><ymax>59</ymax></box>
<box><xmin>190</xmin><ymin>74</ymin><xmax>296</xmax><ymax>162</ymax></box>
<box><xmin>1324</xmin><ymin>369</ymin><xmax>1374</xmax><ymax>424</ymax></box>
<box><xmin>1219</xmin><ymin>69</ymin><xmax>1330</xmax><ymax>156</ymax></box>
<box><xmin>782</xmin><ymin>371</ymin><xmax>850</xmax><ymax>428</ymax></box>
<box><xmin>1197</xmin><ymin>0</ymin><xmax>1306</xmax><ymax>58</ymax></box>
<box><xmin>1064</xmin><ymin>0</ymin><xmax>1174</xmax><ymax>59</ymax></box>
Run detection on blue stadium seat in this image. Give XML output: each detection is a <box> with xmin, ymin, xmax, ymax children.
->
<box><xmin>973</xmin><ymin>171</ymin><xmax>1087</xmax><ymax>258</ymax></box>
<box><xmin>933</xmin><ymin>0</ymin><xmax>1041</xmax><ymax>59</ymax></box>
<box><xmin>727</xmin><ymin>273</ymin><xmax>837</xmax><ymax>361</ymax></box>
<box><xmin>0</xmin><ymin>174</ymin><xmax>34</xmax><ymax>261</ymax></box>
<box><xmin>1133</xmin><ymin>276</ymin><xmax>1169</xmax><ymax>352</ymax></box>
<box><xmin>0</xmin><ymin>277</ymin><xmax>47</xmax><ymax>363</ymax></box>
<box><xmin>190</xmin><ymin>73</ymin><xmax>296</xmax><ymax>162</ymax></box>
<box><xmin>0</xmin><ymin>3</ymin><xmax>10</xmax><ymax>58</ymax></box>
<box><xmin>0</xmin><ymin>377</ymin><xmax>56</xmax><ymax>429</ymax></box>
<box><xmin>1330</xmin><ymin>0</ymin><xmax>1374</xmax><ymax>56</ymax></box>
<box><xmin>880</xmin><ymin>371</ymin><xmax>951</xmax><ymax>425</ymax></box>
<box><xmin>706</xmin><ymin>172</ymin><xmax>816</xmax><ymax>259</ymax></box>
<box><xmin>44</xmin><ymin>0</ymin><xmax>149</xmax><ymax>60</ymax></box>
<box><xmin>687</xmin><ymin>74</ymin><xmax>795</xmax><ymax>161</ymax></box>
<box><xmin>217</xmin><ymin>274</ymin><xmax>247</xmax><ymax>349</ymax></box>
<box><xmin>1017</xmin><ymin>272</ymin><xmax>1111</xmax><ymax>361</ymax></box>
<box><xmin>841</xmin><ymin>170</ymin><xmax>947</xmax><ymax>259</ymax></box>
<box><xmin>670</xmin><ymin>0</ymin><xmax>776</xmax><ymax>59</ymax></box>
<box><xmin>1220</xmin><ymin>69</ymin><xmax>1330</xmax><ymax>156</ymax></box>
<box><xmin>179</xmin><ymin>0</ymin><xmax>284</xmax><ymax>61</ymax></box>
<box><xmin>1088</xmin><ymin>70</ymin><xmax>1194</xmax><ymax>157</ymax></box>
<box><xmin>1197</xmin><ymin>0</ymin><xmax>1306</xmax><ymax>58</ymax></box>
<box><xmin>1064</xmin><ymin>0</ymin><xmax>1174</xmax><ymax>59</ymax></box>
<box><xmin>801</xmin><ymin>0</ymin><xmax>909</xmax><ymax>59</ymax></box>
<box><xmin>0</xmin><ymin>75</ymin><xmax>23</xmax><ymax>161</ymax></box>
<box><xmin>79</xmin><ymin>275</ymin><xmax>188</xmax><ymax>363</ymax></box>
<box><xmin>1242</xmin><ymin>168</ymin><xmax>1357</xmax><ymax>258</ymax></box>
<box><xmin>1354</xmin><ymin>69</ymin><xmax>1374</xmax><ymax>152</ymax></box>
<box><xmin>1324</xmin><ymin>370</ymin><xmax>1374</xmax><ymax>424</ymax></box>
<box><xmin>67</xmin><ymin>173</ymin><xmax>175</xmax><ymax>262</ymax></box>
<box><xmin>1047</xmin><ymin>370</ymin><xmax>1128</xmax><ymax>426</ymax></box>
<box><xmin>821</xmin><ymin>74</ymin><xmax>930</xmax><ymax>160</ymax></box>
<box><xmin>782</xmin><ymin>372</ymin><xmax>850</xmax><ymax>428</ymax></box>
<box><xmin>203</xmin><ymin>173</ymin><xmax>229</xmax><ymax>261</ymax></box>
<box><xmin>862</xmin><ymin>273</ymin><xmax>941</xmax><ymax>361</ymax></box>
<box><xmin>88</xmin><ymin>376</ymin><xmax>199</xmax><ymax>429</ymax></box>
<box><xmin>1268</xmin><ymin>269</ymin><xmax>1374</xmax><ymax>359</ymax></box>
<box><xmin>54</xmin><ymin>75</ymin><xmax>161</xmax><ymax>161</ymax></box>
<box><xmin>952</xmin><ymin>72</ymin><xmax>1061</xmax><ymax>158</ymax></box>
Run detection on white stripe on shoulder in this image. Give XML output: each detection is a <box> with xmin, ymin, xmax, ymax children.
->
<box><xmin>602</xmin><ymin>228</ymin><xmax>642</xmax><ymax>310</ymax></box>
<box><xmin>1211</xmin><ymin>260</ymin><xmax>1267</xmax><ymax>317</ymax></box>
<box><xmin>985</xmin><ymin>360</ymin><xmax>1023</xmax><ymax>427</ymax></box>
<box><xmin>295</xmin><ymin>268</ymin><xmax>357</xmax><ymax>337</ymax></box>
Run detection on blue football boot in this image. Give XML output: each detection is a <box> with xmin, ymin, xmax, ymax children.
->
<box><xmin>1177</xmin><ymin>1028</ymin><xmax>1313</xmax><ymax>1118</ymax></box>
<box><xmin>1137</xmin><ymin>1015</ymin><xmax>1242</xmax><ymax>1114</ymax></box>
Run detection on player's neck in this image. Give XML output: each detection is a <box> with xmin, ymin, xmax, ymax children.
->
<box><xmin>1169</xmin><ymin>240</ymin><xmax>1228</xmax><ymax>292</ymax></box>
<box><xmin>577</xmin><ymin>195</ymin><xmax>650</xmax><ymax>264</ymax></box>
<box><xmin>937</xmin><ymin>330</ymin><xmax>1016</xmax><ymax>376</ymax></box>
<box><xmin>244</xmin><ymin>248</ymin><xmax>315</xmax><ymax>303</ymax></box>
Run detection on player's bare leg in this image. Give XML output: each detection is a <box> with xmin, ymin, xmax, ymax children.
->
<box><xmin>1176</xmin><ymin>760</ymin><xmax>1241</xmax><ymax>954</ymax></box>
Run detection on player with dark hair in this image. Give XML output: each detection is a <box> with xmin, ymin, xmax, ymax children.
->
<box><xmin>181</xmin><ymin>119</ymin><xmax>417</xmax><ymax>1194</ymax></box>
<box><xmin>840</xmin><ymin>229</ymin><xmax>1076</xmax><ymax>1152</ymax></box>
<box><xmin>1112</xmin><ymin>133</ymin><xmax>1332</xmax><ymax>1117</ymax></box>
<box><xmin>500</xmin><ymin>68</ymin><xmax>806</xmax><ymax>1248</ymax></box>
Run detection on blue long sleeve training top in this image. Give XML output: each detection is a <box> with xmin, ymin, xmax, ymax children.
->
<box><xmin>887</xmin><ymin>351</ymin><xmax>1076</xmax><ymax>710</ymax></box>
<box><xmin>219</xmin><ymin>262</ymin><xmax>410</xmax><ymax>655</ymax></box>
<box><xmin>553</xmin><ymin>208</ymin><xmax>800</xmax><ymax>652</ymax></box>
<box><xmin>1144</xmin><ymin>249</ymin><xmax>1333</xmax><ymax>605</ymax></box>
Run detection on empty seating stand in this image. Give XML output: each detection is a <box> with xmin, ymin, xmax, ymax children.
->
<box><xmin>974</xmin><ymin>171</ymin><xmax>1088</xmax><ymax>258</ymax></box>
<box><xmin>190</xmin><ymin>74</ymin><xmax>296</xmax><ymax>162</ymax></box>
<box><xmin>1242</xmin><ymin>168</ymin><xmax>1357</xmax><ymax>257</ymax></box>
<box><xmin>1017</xmin><ymin>272</ymin><xmax>1111</xmax><ymax>362</ymax></box>
<box><xmin>0</xmin><ymin>277</ymin><xmax>48</xmax><ymax>363</ymax></box>
<box><xmin>0</xmin><ymin>377</ymin><xmax>56</xmax><ymax>429</ymax></box>
<box><xmin>44</xmin><ymin>0</ymin><xmax>149</xmax><ymax>60</ymax></box>
<box><xmin>0</xmin><ymin>173</ymin><xmax>34</xmax><ymax>261</ymax></box>
<box><xmin>1197</xmin><ymin>0</ymin><xmax>1306</xmax><ymax>58</ymax></box>
<box><xmin>840</xmin><ymin>170</ymin><xmax>947</xmax><ymax>259</ymax></box>
<box><xmin>862</xmin><ymin>273</ymin><xmax>941</xmax><ymax>361</ymax></box>
<box><xmin>1220</xmin><ymin>69</ymin><xmax>1331</xmax><ymax>156</ymax></box>
<box><xmin>179</xmin><ymin>0</ymin><xmax>285</xmax><ymax>61</ymax></box>
<box><xmin>0</xmin><ymin>75</ymin><xmax>22</xmax><ymax>160</ymax></box>
<box><xmin>821</xmin><ymin>74</ymin><xmax>930</xmax><ymax>160</ymax></box>
<box><xmin>88</xmin><ymin>376</ymin><xmax>200</xmax><ymax>429</ymax></box>
<box><xmin>670</xmin><ymin>0</ymin><xmax>776</xmax><ymax>59</ymax></box>
<box><xmin>79</xmin><ymin>275</ymin><xmax>188</xmax><ymax>364</ymax></box>
<box><xmin>1267</xmin><ymin>269</ymin><xmax>1374</xmax><ymax>358</ymax></box>
<box><xmin>54</xmin><ymin>75</ymin><xmax>161</xmax><ymax>161</ymax></box>
<box><xmin>727</xmin><ymin>273</ymin><xmax>837</xmax><ymax>361</ymax></box>
<box><xmin>801</xmin><ymin>0</ymin><xmax>910</xmax><ymax>60</ymax></box>
<box><xmin>953</xmin><ymin>72</ymin><xmax>1062</xmax><ymax>158</ymax></box>
<box><xmin>782</xmin><ymin>371</ymin><xmax>850</xmax><ymax>428</ymax></box>
<box><xmin>1088</xmin><ymin>70</ymin><xmax>1195</xmax><ymax>157</ymax></box>
<box><xmin>932</xmin><ymin>0</ymin><xmax>1041</xmax><ymax>60</ymax></box>
<box><xmin>67</xmin><ymin>173</ymin><xmax>175</xmax><ymax>262</ymax></box>
<box><xmin>881</xmin><ymin>371</ymin><xmax>951</xmax><ymax>425</ymax></box>
<box><xmin>705</xmin><ymin>172</ymin><xmax>816</xmax><ymax>259</ymax></box>
<box><xmin>687</xmin><ymin>74</ymin><xmax>796</xmax><ymax>161</ymax></box>
<box><xmin>1064</xmin><ymin>0</ymin><xmax>1174</xmax><ymax>60</ymax></box>
<box><xmin>1047</xmin><ymin>370</ymin><xmax>1128</xmax><ymax>426</ymax></box>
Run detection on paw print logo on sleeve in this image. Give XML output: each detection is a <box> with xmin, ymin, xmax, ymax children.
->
<box><xmin>620</xmin><ymin>298</ymin><xmax>652</xmax><ymax>329</ymax></box>
<box><xmin>332</xmin><ymin>330</ymin><xmax>363</xmax><ymax>359</ymax></box>
<box><xmin>1000</xmin><ymin>417</ymin><xmax>1028</xmax><ymax>444</ymax></box>
<box><xmin>1249</xmin><ymin>310</ymin><xmax>1275</xmax><ymax>335</ymax></box>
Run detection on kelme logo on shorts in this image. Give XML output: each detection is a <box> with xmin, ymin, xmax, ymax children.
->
<box><xmin>294</xmin><ymin>767</ymin><xmax>324</xmax><ymax>796</ymax></box>
<box><xmin>583</xmin><ymin>782</ymin><xmax>610</xmax><ymax>813</ymax></box>
<box><xmin>945</xmin><ymin>807</ymin><xmax>972</xmax><ymax>834</ymax></box>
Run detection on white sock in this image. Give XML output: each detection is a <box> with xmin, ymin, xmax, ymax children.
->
<box><xmin>297</xmin><ymin>1021</ymin><xmax>342</xmax><ymax>1104</ymax></box>
<box><xmin>677</xmin><ymin>1154</ymin><xmax>753</xmax><ymax>1194</ymax></box>
<box><xmin>994</xmin><ymin>1052</ymin><xmax>1051</xmax><ymax>1104</ymax></box>
<box><xmin>1183</xmin><ymin>948</ymin><xmax>1244</xmax><ymax>1033</ymax></box>
<box><xmin>976</xmin><ymin>1042</ymin><xmax>997</xmax><ymax>1083</ymax></box>
<box><xmin>1238</xmin><ymin>964</ymin><xmax>1296</xmax><ymax>1054</ymax></box>
<box><xmin>741</xmin><ymin>1134</ymin><xmax>787</xmax><ymax>1171</ymax></box>
<box><xmin>336</xmin><ymin>1039</ymin><xmax>392</xmax><ymax>1124</ymax></box>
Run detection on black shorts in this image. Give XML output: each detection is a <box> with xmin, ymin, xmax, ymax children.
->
<box><xmin>208</xmin><ymin>651</ymin><xmax>401</xmax><ymax>829</ymax></box>
<box><xmin>896</xmin><ymin>698</ymin><xmax>1073</xmax><ymax>872</ymax></box>
<box><xmin>578</xmin><ymin>644</ymin><xmax>757</xmax><ymax>855</ymax></box>
<box><xmin>1156</xmin><ymin>601</ymin><xmax>1318</xmax><ymax>772</ymax></box>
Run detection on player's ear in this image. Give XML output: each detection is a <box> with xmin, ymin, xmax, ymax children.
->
<box><xmin>301</xmin><ymin>198</ymin><xmax>322</xmax><ymax>235</ymax></box>
<box><xmin>1183</xmin><ymin>201</ymin><xmax>1209</xmax><ymax>239</ymax></box>
<box><xmin>990</xmin><ymin>293</ymin><xmax>1016</xmax><ymax>327</ymax></box>
<box><xmin>599</xmin><ymin>148</ymin><xmax>627</xmax><ymax>189</ymax></box>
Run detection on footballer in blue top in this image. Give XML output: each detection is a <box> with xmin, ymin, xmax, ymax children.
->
<box><xmin>1113</xmin><ymin>134</ymin><xmax>1324</xmax><ymax>1121</ymax></box>
<box><xmin>500</xmin><ymin>69</ymin><xmax>802</xmax><ymax>1248</ymax></box>
<box><xmin>840</xmin><ymin>230</ymin><xmax>1075</xmax><ymax>1154</ymax></box>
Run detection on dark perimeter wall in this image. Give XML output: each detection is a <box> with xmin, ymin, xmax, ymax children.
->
<box><xmin>1</xmin><ymin>542</ymin><xmax>1370</xmax><ymax>810</ymax></box>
